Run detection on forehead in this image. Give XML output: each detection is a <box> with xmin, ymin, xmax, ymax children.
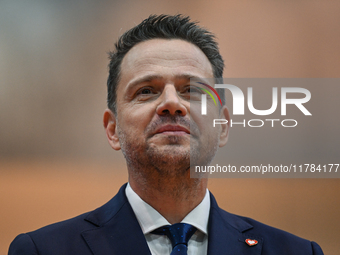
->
<box><xmin>118</xmin><ymin>39</ymin><xmax>214</xmax><ymax>89</ymax></box>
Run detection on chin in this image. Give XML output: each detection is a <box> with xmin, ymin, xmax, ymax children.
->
<box><xmin>147</xmin><ymin>146</ymin><xmax>190</xmax><ymax>166</ymax></box>
<box><xmin>156</xmin><ymin>147</ymin><xmax>190</xmax><ymax>161</ymax></box>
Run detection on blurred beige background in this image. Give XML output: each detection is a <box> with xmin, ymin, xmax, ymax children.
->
<box><xmin>1</xmin><ymin>0</ymin><xmax>339</xmax><ymax>254</ymax></box>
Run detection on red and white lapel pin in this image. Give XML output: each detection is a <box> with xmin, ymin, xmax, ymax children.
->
<box><xmin>245</xmin><ymin>239</ymin><xmax>258</xmax><ymax>246</ymax></box>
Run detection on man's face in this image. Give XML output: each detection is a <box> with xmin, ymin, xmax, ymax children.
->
<box><xmin>104</xmin><ymin>39</ymin><xmax>228</xmax><ymax>176</ymax></box>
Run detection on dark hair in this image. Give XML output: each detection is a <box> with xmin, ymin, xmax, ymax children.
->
<box><xmin>107</xmin><ymin>14</ymin><xmax>225</xmax><ymax>112</ymax></box>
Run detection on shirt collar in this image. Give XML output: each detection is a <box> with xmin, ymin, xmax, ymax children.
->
<box><xmin>125</xmin><ymin>183</ymin><xmax>210</xmax><ymax>235</ymax></box>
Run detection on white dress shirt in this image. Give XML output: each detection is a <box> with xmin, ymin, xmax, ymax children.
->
<box><xmin>125</xmin><ymin>183</ymin><xmax>210</xmax><ymax>255</ymax></box>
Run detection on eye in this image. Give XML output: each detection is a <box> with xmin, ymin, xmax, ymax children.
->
<box><xmin>185</xmin><ymin>86</ymin><xmax>203</xmax><ymax>94</ymax></box>
<box><xmin>137</xmin><ymin>87</ymin><xmax>154</xmax><ymax>95</ymax></box>
<box><xmin>181</xmin><ymin>85</ymin><xmax>204</xmax><ymax>101</ymax></box>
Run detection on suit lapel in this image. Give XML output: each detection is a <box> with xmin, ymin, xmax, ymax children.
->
<box><xmin>207</xmin><ymin>193</ymin><xmax>263</xmax><ymax>255</ymax></box>
<box><xmin>80</xmin><ymin>185</ymin><xmax>263</xmax><ymax>255</ymax></box>
<box><xmin>81</xmin><ymin>184</ymin><xmax>151</xmax><ymax>255</ymax></box>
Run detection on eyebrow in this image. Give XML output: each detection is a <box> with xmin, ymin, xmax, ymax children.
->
<box><xmin>127</xmin><ymin>74</ymin><xmax>210</xmax><ymax>88</ymax></box>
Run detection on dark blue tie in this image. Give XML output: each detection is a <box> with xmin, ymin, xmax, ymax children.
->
<box><xmin>152</xmin><ymin>223</ymin><xmax>197</xmax><ymax>255</ymax></box>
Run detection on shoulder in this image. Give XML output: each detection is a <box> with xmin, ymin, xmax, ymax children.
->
<box><xmin>9</xmin><ymin>184</ymin><xmax>129</xmax><ymax>255</ymax></box>
<box><xmin>240</xmin><ymin>214</ymin><xmax>324</xmax><ymax>254</ymax></box>
<box><xmin>221</xmin><ymin>208</ymin><xmax>324</xmax><ymax>254</ymax></box>
<box><xmin>209</xmin><ymin>192</ymin><xmax>324</xmax><ymax>255</ymax></box>
<box><xmin>8</xmin><ymin>212</ymin><xmax>94</xmax><ymax>255</ymax></box>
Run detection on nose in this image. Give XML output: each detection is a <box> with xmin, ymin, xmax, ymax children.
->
<box><xmin>156</xmin><ymin>84</ymin><xmax>188</xmax><ymax>116</ymax></box>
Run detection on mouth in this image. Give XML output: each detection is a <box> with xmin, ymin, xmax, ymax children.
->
<box><xmin>154</xmin><ymin>124</ymin><xmax>190</xmax><ymax>136</ymax></box>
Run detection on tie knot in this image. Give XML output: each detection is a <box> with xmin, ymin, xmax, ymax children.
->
<box><xmin>152</xmin><ymin>223</ymin><xmax>197</xmax><ymax>249</ymax></box>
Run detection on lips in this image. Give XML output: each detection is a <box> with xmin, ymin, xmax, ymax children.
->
<box><xmin>155</xmin><ymin>124</ymin><xmax>190</xmax><ymax>135</ymax></box>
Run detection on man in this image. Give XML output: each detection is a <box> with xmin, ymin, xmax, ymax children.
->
<box><xmin>9</xmin><ymin>14</ymin><xmax>323</xmax><ymax>255</ymax></box>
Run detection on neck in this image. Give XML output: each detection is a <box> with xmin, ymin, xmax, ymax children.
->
<box><xmin>128</xmin><ymin>168</ymin><xmax>207</xmax><ymax>224</ymax></box>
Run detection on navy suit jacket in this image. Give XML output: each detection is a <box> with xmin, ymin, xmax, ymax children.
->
<box><xmin>9</xmin><ymin>183</ymin><xmax>323</xmax><ymax>255</ymax></box>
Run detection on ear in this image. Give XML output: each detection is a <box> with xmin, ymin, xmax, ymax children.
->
<box><xmin>103</xmin><ymin>109</ymin><xmax>121</xmax><ymax>151</ymax></box>
<box><xmin>218</xmin><ymin>106</ymin><xmax>230</xmax><ymax>147</ymax></box>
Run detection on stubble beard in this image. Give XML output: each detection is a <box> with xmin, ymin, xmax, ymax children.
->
<box><xmin>116</xmin><ymin>114</ymin><xmax>203</xmax><ymax>178</ymax></box>
<box><xmin>117</xmin><ymin>115</ymin><xmax>219</xmax><ymax>195</ymax></box>
<box><xmin>118</xmin><ymin>126</ymin><xmax>192</xmax><ymax>180</ymax></box>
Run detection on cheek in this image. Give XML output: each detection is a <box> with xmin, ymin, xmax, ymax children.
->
<box><xmin>201</xmin><ymin>117</ymin><xmax>221</xmax><ymax>139</ymax></box>
<box><xmin>191</xmin><ymin>103</ymin><xmax>221</xmax><ymax>132</ymax></box>
<box><xmin>118</xmin><ymin>106</ymin><xmax>155</xmax><ymax>133</ymax></box>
